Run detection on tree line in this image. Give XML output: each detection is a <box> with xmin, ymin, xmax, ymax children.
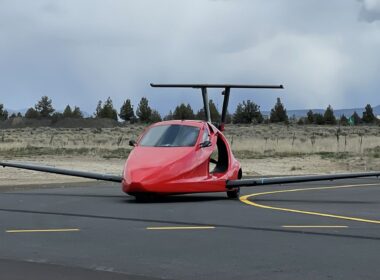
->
<box><xmin>297</xmin><ymin>104</ymin><xmax>379</xmax><ymax>125</ymax></box>
<box><xmin>0</xmin><ymin>96</ymin><xmax>378</xmax><ymax>125</ymax></box>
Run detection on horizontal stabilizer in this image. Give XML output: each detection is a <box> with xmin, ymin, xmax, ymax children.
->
<box><xmin>0</xmin><ymin>161</ymin><xmax>123</xmax><ymax>183</ymax></box>
<box><xmin>226</xmin><ymin>172</ymin><xmax>380</xmax><ymax>188</ymax></box>
<box><xmin>150</xmin><ymin>83</ymin><xmax>283</xmax><ymax>89</ymax></box>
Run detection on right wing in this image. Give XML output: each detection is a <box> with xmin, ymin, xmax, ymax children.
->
<box><xmin>0</xmin><ymin>161</ymin><xmax>123</xmax><ymax>183</ymax></box>
<box><xmin>226</xmin><ymin>172</ymin><xmax>380</xmax><ymax>188</ymax></box>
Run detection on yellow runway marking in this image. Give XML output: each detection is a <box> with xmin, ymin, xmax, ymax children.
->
<box><xmin>6</xmin><ymin>228</ymin><xmax>80</xmax><ymax>233</ymax></box>
<box><xmin>146</xmin><ymin>226</ymin><xmax>215</xmax><ymax>230</ymax></box>
<box><xmin>240</xmin><ymin>183</ymin><xmax>380</xmax><ymax>225</ymax></box>
<box><xmin>282</xmin><ymin>225</ymin><xmax>348</xmax><ymax>228</ymax></box>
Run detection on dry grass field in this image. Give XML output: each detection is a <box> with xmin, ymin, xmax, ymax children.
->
<box><xmin>0</xmin><ymin>124</ymin><xmax>379</xmax><ymax>186</ymax></box>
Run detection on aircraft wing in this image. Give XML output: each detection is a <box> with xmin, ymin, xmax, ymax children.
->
<box><xmin>0</xmin><ymin>161</ymin><xmax>123</xmax><ymax>183</ymax></box>
<box><xmin>226</xmin><ymin>172</ymin><xmax>380</xmax><ymax>188</ymax></box>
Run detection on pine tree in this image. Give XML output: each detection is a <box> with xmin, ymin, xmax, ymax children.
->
<box><xmin>350</xmin><ymin>111</ymin><xmax>361</xmax><ymax>125</ymax></box>
<box><xmin>149</xmin><ymin>109</ymin><xmax>162</xmax><ymax>123</ymax></box>
<box><xmin>195</xmin><ymin>109</ymin><xmax>204</xmax><ymax>120</ymax></box>
<box><xmin>95</xmin><ymin>101</ymin><xmax>102</xmax><ymax>118</ymax></box>
<box><xmin>306</xmin><ymin>110</ymin><xmax>314</xmax><ymax>124</ymax></box>
<box><xmin>362</xmin><ymin>104</ymin><xmax>375</xmax><ymax>123</ymax></box>
<box><xmin>209</xmin><ymin>99</ymin><xmax>220</xmax><ymax>121</ymax></box>
<box><xmin>0</xmin><ymin>104</ymin><xmax>8</xmax><ymax>121</ymax></box>
<box><xmin>194</xmin><ymin>100</ymin><xmax>220</xmax><ymax>122</ymax></box>
<box><xmin>340</xmin><ymin>114</ymin><xmax>348</xmax><ymax>126</ymax></box>
<box><xmin>119</xmin><ymin>99</ymin><xmax>135</xmax><ymax>121</ymax></box>
<box><xmin>35</xmin><ymin>96</ymin><xmax>55</xmax><ymax>118</ymax></box>
<box><xmin>63</xmin><ymin>105</ymin><xmax>72</xmax><ymax>118</ymax></box>
<box><xmin>51</xmin><ymin>112</ymin><xmax>64</xmax><ymax>123</ymax></box>
<box><xmin>101</xmin><ymin>97</ymin><xmax>118</xmax><ymax>120</ymax></box>
<box><xmin>136</xmin><ymin>97</ymin><xmax>152</xmax><ymax>122</ymax></box>
<box><xmin>323</xmin><ymin>105</ymin><xmax>336</xmax><ymax>125</ymax></box>
<box><xmin>233</xmin><ymin>100</ymin><xmax>263</xmax><ymax>124</ymax></box>
<box><xmin>233</xmin><ymin>104</ymin><xmax>244</xmax><ymax>123</ymax></box>
<box><xmin>270</xmin><ymin>98</ymin><xmax>288</xmax><ymax>123</ymax></box>
<box><xmin>173</xmin><ymin>103</ymin><xmax>194</xmax><ymax>120</ymax></box>
<box><xmin>25</xmin><ymin>107</ymin><xmax>40</xmax><ymax>119</ymax></box>
<box><xmin>94</xmin><ymin>98</ymin><xmax>117</xmax><ymax>120</ymax></box>
<box><xmin>72</xmin><ymin>106</ymin><xmax>83</xmax><ymax>118</ymax></box>
<box><xmin>186</xmin><ymin>104</ymin><xmax>195</xmax><ymax>119</ymax></box>
<box><xmin>313</xmin><ymin>113</ymin><xmax>325</xmax><ymax>125</ymax></box>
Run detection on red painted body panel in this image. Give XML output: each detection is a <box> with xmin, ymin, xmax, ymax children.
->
<box><xmin>122</xmin><ymin>120</ymin><xmax>241</xmax><ymax>195</ymax></box>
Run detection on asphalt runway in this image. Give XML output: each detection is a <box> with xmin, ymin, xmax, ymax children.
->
<box><xmin>1</xmin><ymin>178</ymin><xmax>380</xmax><ymax>280</ymax></box>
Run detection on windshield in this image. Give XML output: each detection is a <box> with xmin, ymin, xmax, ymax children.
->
<box><xmin>139</xmin><ymin>125</ymin><xmax>200</xmax><ymax>147</ymax></box>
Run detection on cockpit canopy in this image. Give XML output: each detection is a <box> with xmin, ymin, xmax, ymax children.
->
<box><xmin>139</xmin><ymin>124</ymin><xmax>200</xmax><ymax>147</ymax></box>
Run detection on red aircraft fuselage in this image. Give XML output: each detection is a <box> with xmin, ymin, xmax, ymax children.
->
<box><xmin>122</xmin><ymin>120</ymin><xmax>241</xmax><ymax>195</ymax></box>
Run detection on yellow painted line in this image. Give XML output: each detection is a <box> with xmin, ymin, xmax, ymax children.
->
<box><xmin>146</xmin><ymin>226</ymin><xmax>215</xmax><ymax>230</ymax></box>
<box><xmin>282</xmin><ymin>225</ymin><xmax>348</xmax><ymax>228</ymax></box>
<box><xmin>6</xmin><ymin>228</ymin><xmax>80</xmax><ymax>233</ymax></box>
<box><xmin>240</xmin><ymin>183</ymin><xmax>380</xmax><ymax>225</ymax></box>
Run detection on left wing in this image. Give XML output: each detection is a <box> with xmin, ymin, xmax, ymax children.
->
<box><xmin>0</xmin><ymin>161</ymin><xmax>123</xmax><ymax>183</ymax></box>
<box><xmin>226</xmin><ymin>172</ymin><xmax>380</xmax><ymax>188</ymax></box>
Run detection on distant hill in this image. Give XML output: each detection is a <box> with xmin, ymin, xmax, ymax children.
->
<box><xmin>264</xmin><ymin>105</ymin><xmax>380</xmax><ymax>118</ymax></box>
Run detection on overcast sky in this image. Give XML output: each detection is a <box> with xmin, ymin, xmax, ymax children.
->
<box><xmin>0</xmin><ymin>0</ymin><xmax>379</xmax><ymax>116</ymax></box>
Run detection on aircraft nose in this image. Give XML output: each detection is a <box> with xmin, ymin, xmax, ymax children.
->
<box><xmin>122</xmin><ymin>179</ymin><xmax>146</xmax><ymax>193</ymax></box>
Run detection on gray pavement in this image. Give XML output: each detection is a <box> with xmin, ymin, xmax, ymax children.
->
<box><xmin>1</xmin><ymin>178</ymin><xmax>380</xmax><ymax>279</ymax></box>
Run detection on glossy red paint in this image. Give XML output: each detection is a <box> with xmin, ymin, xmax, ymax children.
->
<box><xmin>122</xmin><ymin>120</ymin><xmax>241</xmax><ymax>195</ymax></box>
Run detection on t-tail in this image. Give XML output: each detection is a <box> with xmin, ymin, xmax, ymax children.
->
<box><xmin>150</xmin><ymin>83</ymin><xmax>284</xmax><ymax>131</ymax></box>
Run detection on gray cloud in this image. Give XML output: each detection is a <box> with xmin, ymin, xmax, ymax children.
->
<box><xmin>0</xmin><ymin>0</ymin><xmax>379</xmax><ymax>116</ymax></box>
<box><xmin>358</xmin><ymin>0</ymin><xmax>380</xmax><ymax>22</ymax></box>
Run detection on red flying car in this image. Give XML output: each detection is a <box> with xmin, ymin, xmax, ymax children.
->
<box><xmin>123</xmin><ymin>119</ymin><xmax>242</xmax><ymax>198</ymax></box>
<box><xmin>1</xmin><ymin>83</ymin><xmax>380</xmax><ymax>200</ymax></box>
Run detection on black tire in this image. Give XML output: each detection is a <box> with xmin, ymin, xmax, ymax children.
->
<box><xmin>227</xmin><ymin>169</ymin><xmax>242</xmax><ymax>199</ymax></box>
<box><xmin>238</xmin><ymin>168</ymin><xmax>243</xmax><ymax>179</ymax></box>
<box><xmin>226</xmin><ymin>188</ymin><xmax>240</xmax><ymax>199</ymax></box>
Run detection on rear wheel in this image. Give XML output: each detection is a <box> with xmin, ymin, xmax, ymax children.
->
<box><xmin>226</xmin><ymin>169</ymin><xmax>242</xmax><ymax>199</ymax></box>
<box><xmin>226</xmin><ymin>188</ymin><xmax>240</xmax><ymax>199</ymax></box>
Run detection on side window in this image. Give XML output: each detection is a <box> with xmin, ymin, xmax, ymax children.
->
<box><xmin>202</xmin><ymin>128</ymin><xmax>209</xmax><ymax>142</ymax></box>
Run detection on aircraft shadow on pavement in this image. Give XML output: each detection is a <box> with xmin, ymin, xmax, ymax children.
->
<box><xmin>0</xmin><ymin>192</ymin><xmax>229</xmax><ymax>203</ymax></box>
<box><xmin>124</xmin><ymin>195</ymin><xmax>229</xmax><ymax>204</ymax></box>
<box><xmin>4</xmin><ymin>193</ymin><xmax>378</xmax><ymax>205</ymax></box>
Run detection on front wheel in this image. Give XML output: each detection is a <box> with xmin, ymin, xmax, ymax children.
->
<box><xmin>226</xmin><ymin>188</ymin><xmax>240</xmax><ymax>199</ymax></box>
